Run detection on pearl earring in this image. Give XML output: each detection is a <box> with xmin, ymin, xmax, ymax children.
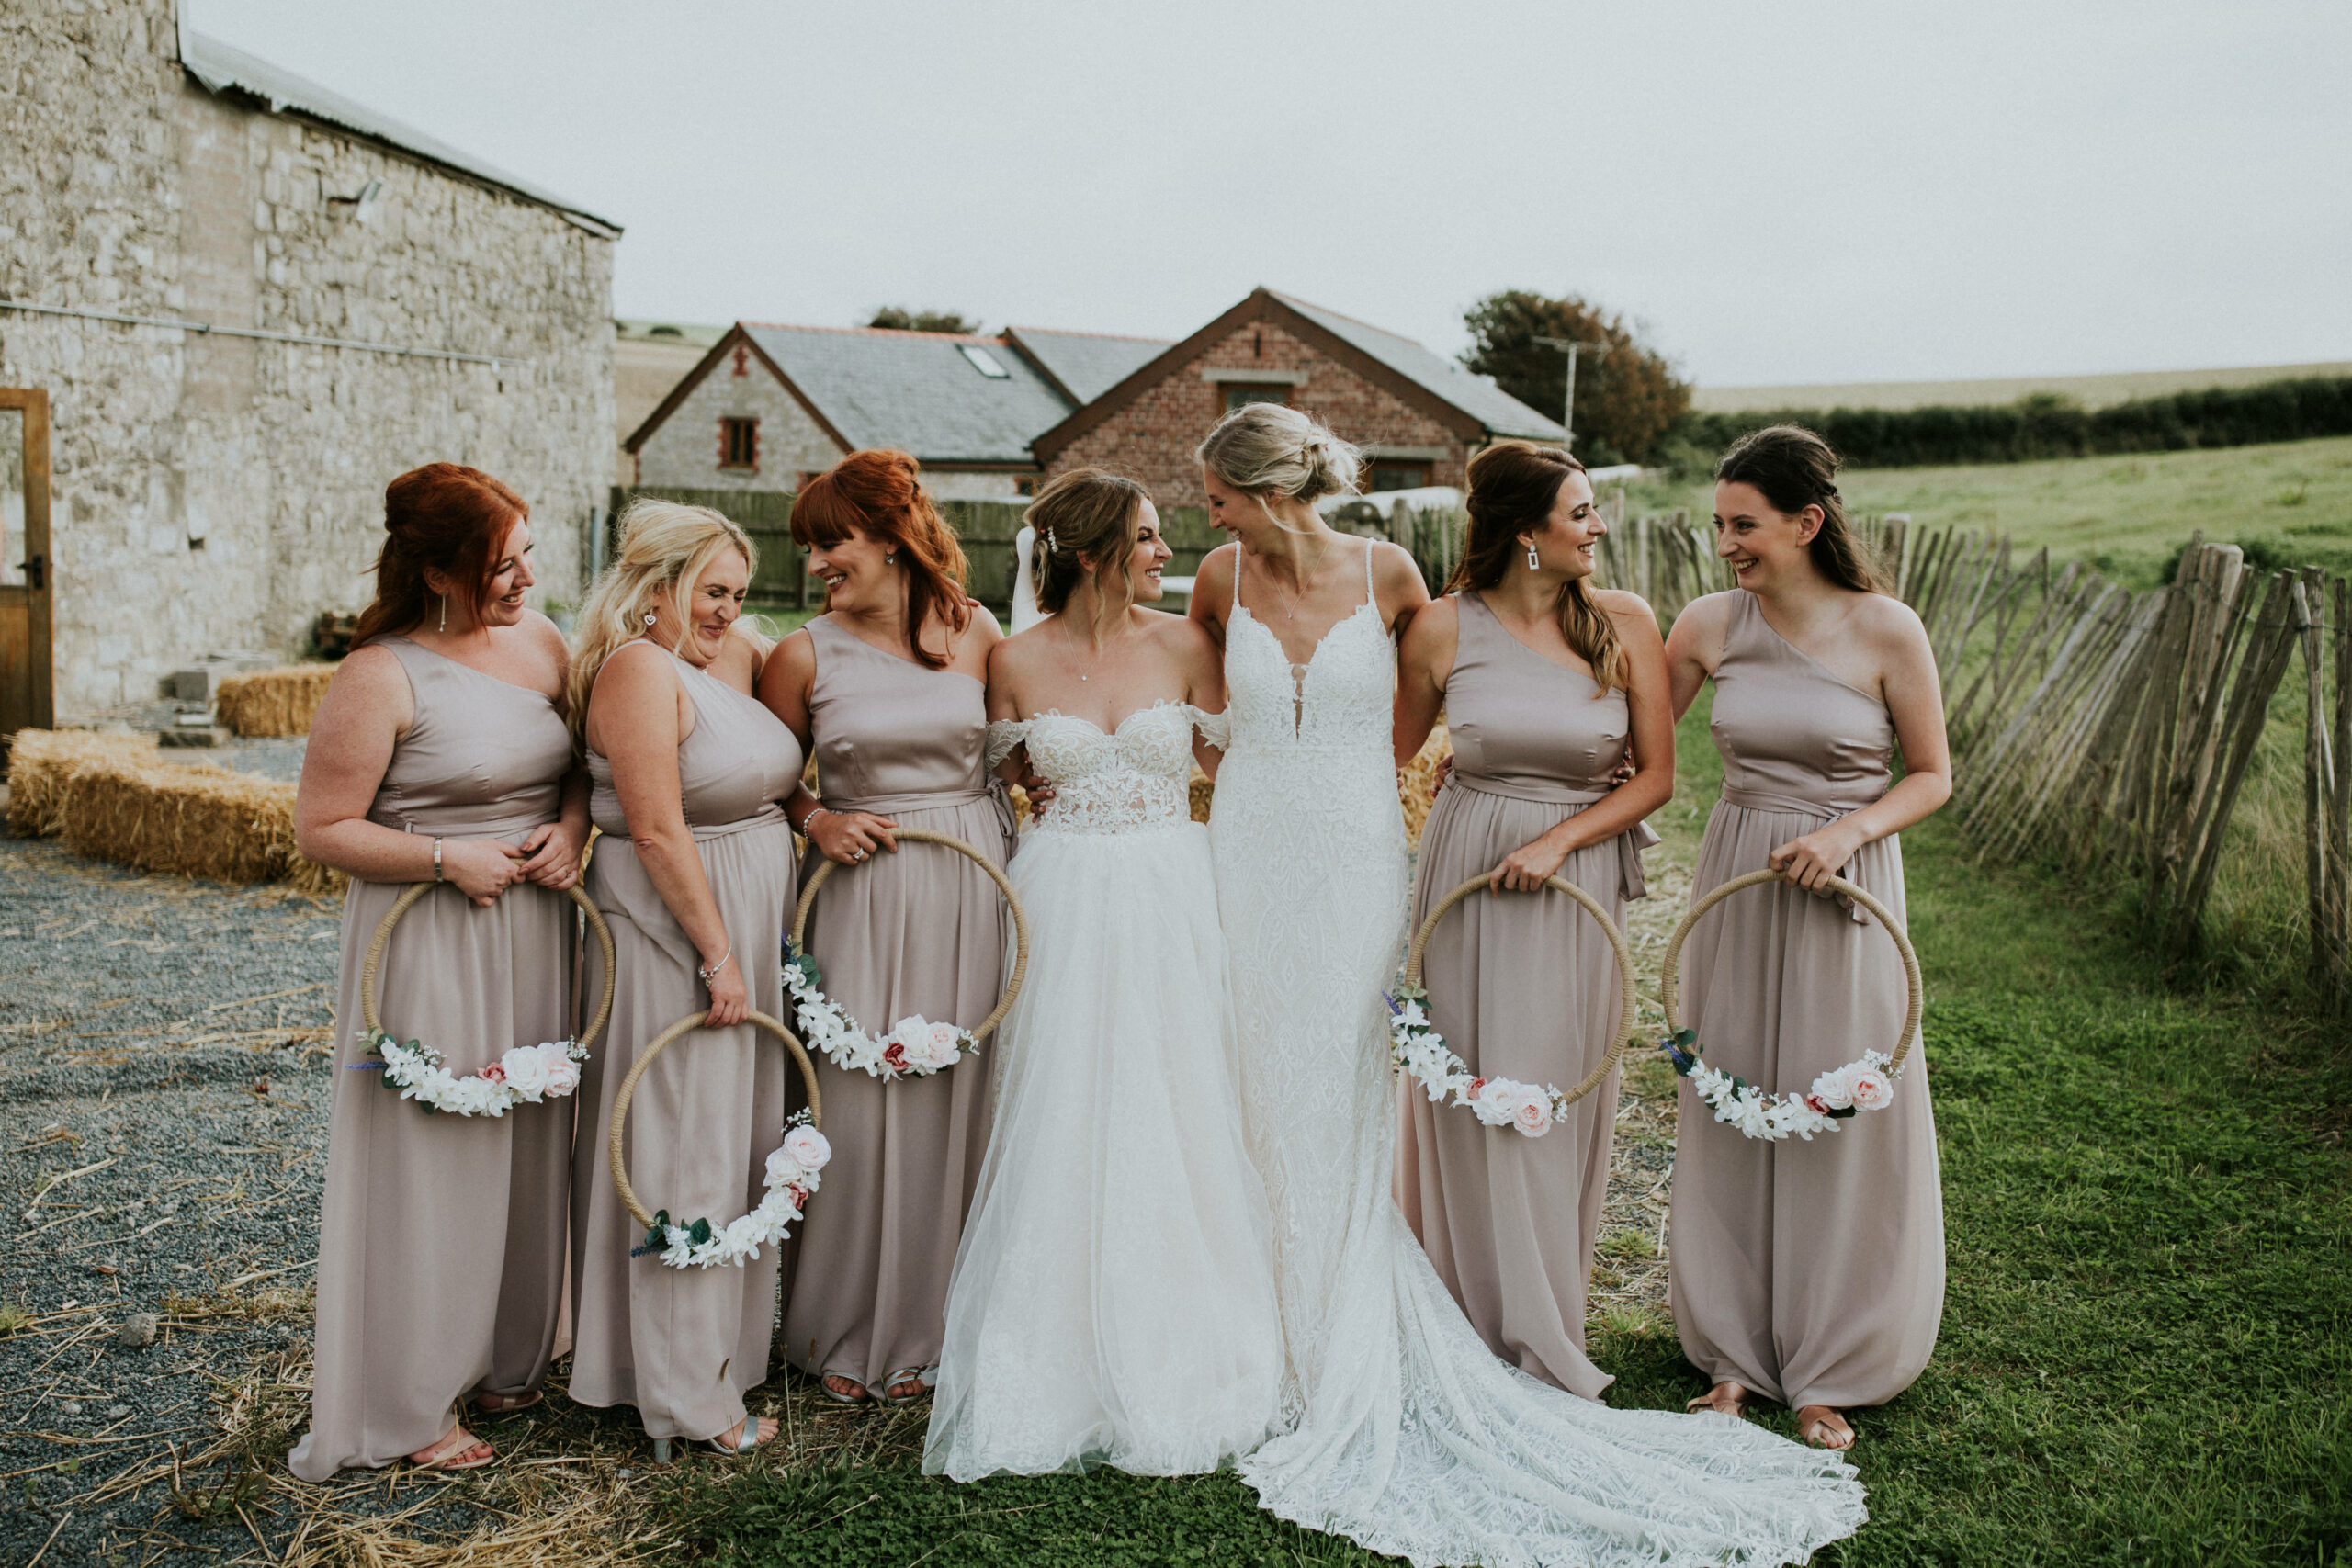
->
<box><xmin>438</xmin><ymin>592</ymin><xmax>448</xmax><ymax>632</ymax></box>
<box><xmin>1526</xmin><ymin>544</ymin><xmax>1541</xmax><ymax>570</ymax></box>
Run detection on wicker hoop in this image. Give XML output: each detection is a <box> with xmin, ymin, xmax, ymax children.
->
<box><xmin>790</xmin><ymin>827</ymin><xmax>1030</xmax><ymax>1048</ymax></box>
<box><xmin>1401</xmin><ymin>874</ymin><xmax>1640</xmax><ymax>1110</ymax></box>
<box><xmin>606</xmin><ymin>1010</ymin><xmax>824</xmax><ymax>1232</ymax></box>
<box><xmin>1660</xmin><ymin>869</ymin><xmax>1924</xmax><ymax>1077</ymax></box>
<box><xmin>360</xmin><ymin>880</ymin><xmax>616</xmax><ymax>1051</ymax></box>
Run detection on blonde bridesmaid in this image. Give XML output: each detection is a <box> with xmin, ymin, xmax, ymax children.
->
<box><xmin>1392</xmin><ymin>440</ymin><xmax>1673</xmax><ymax>1398</ymax></box>
<box><xmin>567</xmin><ymin>502</ymin><xmax>801</xmax><ymax>1455</ymax></box>
<box><xmin>290</xmin><ymin>465</ymin><xmax>586</xmax><ymax>1477</ymax></box>
<box><xmin>1661</xmin><ymin>424</ymin><xmax>1951</xmax><ymax>1451</ymax></box>
<box><xmin>757</xmin><ymin>449</ymin><xmax>1012</xmax><ymax>1408</ymax></box>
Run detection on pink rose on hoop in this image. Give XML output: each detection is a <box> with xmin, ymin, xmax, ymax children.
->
<box><xmin>1847</xmin><ymin>1066</ymin><xmax>1895</xmax><ymax>1110</ymax></box>
<box><xmin>1510</xmin><ymin>1090</ymin><xmax>1554</xmax><ymax>1138</ymax></box>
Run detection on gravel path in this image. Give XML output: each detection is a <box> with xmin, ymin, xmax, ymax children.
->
<box><xmin>0</xmin><ymin>822</ymin><xmax>1691</xmax><ymax>1565</ymax></box>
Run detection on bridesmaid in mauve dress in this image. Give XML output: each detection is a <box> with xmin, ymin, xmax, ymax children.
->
<box><xmin>567</xmin><ymin>501</ymin><xmax>800</xmax><ymax>1455</ymax></box>
<box><xmin>291</xmin><ymin>465</ymin><xmax>587</xmax><ymax>1478</ymax></box>
<box><xmin>758</xmin><ymin>450</ymin><xmax>1012</xmax><ymax>1408</ymax></box>
<box><xmin>1392</xmin><ymin>441</ymin><xmax>1674</xmax><ymax>1399</ymax></box>
<box><xmin>1662</xmin><ymin>424</ymin><xmax>1954</xmax><ymax>1452</ymax></box>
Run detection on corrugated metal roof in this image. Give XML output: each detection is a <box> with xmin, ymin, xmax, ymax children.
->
<box><xmin>1004</xmin><ymin>327</ymin><xmax>1173</xmax><ymax>404</ymax></box>
<box><xmin>176</xmin><ymin>22</ymin><xmax>619</xmax><ymax>232</ymax></box>
<box><xmin>1273</xmin><ymin>292</ymin><xmax>1566</xmax><ymax>442</ymax></box>
<box><xmin>743</xmin><ymin>325</ymin><xmax>1075</xmax><ymax>465</ymax></box>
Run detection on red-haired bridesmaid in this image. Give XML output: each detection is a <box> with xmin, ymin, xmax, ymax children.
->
<box><xmin>290</xmin><ymin>465</ymin><xmax>587</xmax><ymax>1477</ymax></box>
<box><xmin>757</xmin><ymin>449</ymin><xmax>1012</xmax><ymax>1406</ymax></box>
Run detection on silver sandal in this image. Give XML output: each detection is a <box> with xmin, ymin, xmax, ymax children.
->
<box><xmin>878</xmin><ymin>1367</ymin><xmax>931</xmax><ymax>1406</ymax></box>
<box><xmin>701</xmin><ymin>1416</ymin><xmax>775</xmax><ymax>1457</ymax></box>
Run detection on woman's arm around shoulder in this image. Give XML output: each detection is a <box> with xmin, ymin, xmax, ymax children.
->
<box><xmin>1661</xmin><ymin>589</ymin><xmax>1739</xmax><ymax>721</ymax></box>
<box><xmin>1186</xmin><ymin>542</ymin><xmax>1240</xmax><ymax>649</ymax></box>
<box><xmin>1371</xmin><ymin>538</ymin><xmax>1431</xmax><ymax>640</ymax></box>
<box><xmin>1392</xmin><ymin>592</ymin><xmax>1456</xmax><ymax>767</ymax></box>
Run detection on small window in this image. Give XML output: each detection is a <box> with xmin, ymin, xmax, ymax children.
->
<box><xmin>1222</xmin><ymin>383</ymin><xmax>1287</xmax><ymax>412</ymax></box>
<box><xmin>719</xmin><ymin>417</ymin><xmax>759</xmax><ymax>470</ymax></box>
<box><xmin>1369</xmin><ymin>462</ymin><xmax>1429</xmax><ymax>492</ymax></box>
<box><xmin>959</xmin><ymin>344</ymin><xmax>1012</xmax><ymax>378</ymax></box>
<box><xmin>1014</xmin><ymin>477</ymin><xmax>1037</xmax><ymax>497</ymax></box>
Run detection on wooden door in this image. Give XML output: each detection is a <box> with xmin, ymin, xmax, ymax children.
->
<box><xmin>0</xmin><ymin>389</ymin><xmax>54</xmax><ymax>744</ymax></box>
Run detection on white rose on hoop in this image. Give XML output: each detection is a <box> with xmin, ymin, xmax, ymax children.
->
<box><xmin>1661</xmin><ymin>1029</ymin><xmax>1904</xmax><ymax>1144</ymax></box>
<box><xmin>1387</xmin><ymin>982</ymin><xmax>1579</xmax><ymax>1140</ymax></box>
<box><xmin>780</xmin><ymin>940</ymin><xmax>980</xmax><ymax>1081</ymax></box>
<box><xmin>646</xmin><ymin>1109</ymin><xmax>831</xmax><ymax>1270</ymax></box>
<box><xmin>357</xmin><ymin>1029</ymin><xmax>589</xmax><ymax>1118</ymax></box>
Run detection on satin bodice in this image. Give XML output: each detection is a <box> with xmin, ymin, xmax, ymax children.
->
<box><xmin>1709</xmin><ymin>593</ymin><xmax>1894</xmax><ymax>819</ymax></box>
<box><xmin>1443</xmin><ymin>592</ymin><xmax>1632</xmax><ymax>800</ymax></box>
<box><xmin>806</xmin><ymin>615</ymin><xmax>989</xmax><ymax>810</ymax></box>
<box><xmin>587</xmin><ymin>646</ymin><xmax>802</xmax><ymax>839</ymax></box>
<box><xmin>367</xmin><ymin>635</ymin><xmax>571</xmax><ymax>840</ymax></box>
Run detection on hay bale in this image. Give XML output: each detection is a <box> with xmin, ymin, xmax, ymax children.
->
<box><xmin>6</xmin><ymin>729</ymin><xmax>157</xmax><ymax>838</ymax></box>
<box><xmin>214</xmin><ymin>664</ymin><xmax>336</xmax><ymax>738</ymax></box>
<box><xmin>58</xmin><ymin>756</ymin><xmax>345</xmax><ymax>894</ymax></box>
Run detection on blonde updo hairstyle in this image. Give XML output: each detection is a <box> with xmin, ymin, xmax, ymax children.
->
<box><xmin>1194</xmin><ymin>403</ymin><xmax>1361</xmax><ymax>528</ymax></box>
<box><xmin>566</xmin><ymin>499</ymin><xmax>757</xmax><ymax>745</ymax></box>
<box><xmin>1025</xmin><ymin>468</ymin><xmax>1151</xmax><ymax>622</ymax></box>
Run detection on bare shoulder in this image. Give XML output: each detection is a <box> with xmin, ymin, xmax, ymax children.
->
<box><xmin>964</xmin><ymin>602</ymin><xmax>1005</xmax><ymax>643</ymax></box>
<box><xmin>1674</xmin><ymin>591</ymin><xmax>1740</xmax><ymax>635</ymax></box>
<box><xmin>1853</xmin><ymin>591</ymin><xmax>1926</xmax><ymax>636</ymax></box>
<box><xmin>1369</xmin><ymin>537</ymin><xmax>1426</xmax><ymax>592</ymax></box>
<box><xmin>1594</xmin><ymin>588</ymin><xmax>1659</xmax><ymax>627</ymax></box>
<box><xmin>518</xmin><ymin>608</ymin><xmax>570</xmax><ymax>660</ymax></box>
<box><xmin>1141</xmin><ymin>604</ymin><xmax>1215</xmax><ymax>653</ymax></box>
<box><xmin>1194</xmin><ymin>542</ymin><xmax>1240</xmax><ymax>593</ymax></box>
<box><xmin>1407</xmin><ymin>592</ymin><xmax>1459</xmax><ymax>638</ymax></box>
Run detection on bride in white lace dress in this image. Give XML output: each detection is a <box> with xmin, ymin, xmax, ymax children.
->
<box><xmin>924</xmin><ymin>469</ymin><xmax>1282</xmax><ymax>1481</ymax></box>
<box><xmin>1191</xmin><ymin>405</ymin><xmax>1867</xmax><ymax>1567</ymax></box>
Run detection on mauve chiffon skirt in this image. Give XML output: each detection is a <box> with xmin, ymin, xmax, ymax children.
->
<box><xmin>1668</xmin><ymin>799</ymin><xmax>1945</xmax><ymax>1410</ymax></box>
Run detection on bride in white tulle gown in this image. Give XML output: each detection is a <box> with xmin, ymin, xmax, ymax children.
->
<box><xmin>924</xmin><ymin>470</ymin><xmax>1282</xmax><ymax>1481</ymax></box>
<box><xmin>1191</xmin><ymin>405</ymin><xmax>1866</xmax><ymax>1567</ymax></box>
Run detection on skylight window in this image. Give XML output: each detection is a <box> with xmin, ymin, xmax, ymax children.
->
<box><xmin>959</xmin><ymin>344</ymin><xmax>1012</xmax><ymax>378</ymax></box>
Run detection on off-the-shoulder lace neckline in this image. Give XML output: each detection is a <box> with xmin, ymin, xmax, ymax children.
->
<box><xmin>1013</xmin><ymin>699</ymin><xmax>1217</xmax><ymax>739</ymax></box>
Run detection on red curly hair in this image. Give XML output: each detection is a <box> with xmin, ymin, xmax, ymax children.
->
<box><xmin>791</xmin><ymin>450</ymin><xmax>970</xmax><ymax>669</ymax></box>
<box><xmin>351</xmin><ymin>463</ymin><xmax>528</xmax><ymax>650</ymax></box>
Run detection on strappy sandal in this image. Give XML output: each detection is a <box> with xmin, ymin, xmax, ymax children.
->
<box><xmin>408</xmin><ymin>1425</ymin><xmax>494</xmax><ymax>1471</ymax></box>
<box><xmin>819</xmin><ymin>1373</ymin><xmax>870</xmax><ymax>1404</ymax></box>
<box><xmin>702</xmin><ymin>1415</ymin><xmax>777</xmax><ymax>1457</ymax></box>
<box><xmin>878</xmin><ymin>1367</ymin><xmax>930</xmax><ymax>1406</ymax></box>
<box><xmin>468</xmin><ymin>1390</ymin><xmax>541</xmax><ymax>1416</ymax></box>
<box><xmin>1685</xmin><ymin>1381</ymin><xmax>1752</xmax><ymax>1420</ymax></box>
<box><xmin>1797</xmin><ymin>1404</ymin><xmax>1856</xmax><ymax>1450</ymax></box>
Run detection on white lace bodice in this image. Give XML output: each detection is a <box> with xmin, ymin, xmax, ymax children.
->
<box><xmin>988</xmin><ymin>702</ymin><xmax>1225</xmax><ymax>838</ymax></box>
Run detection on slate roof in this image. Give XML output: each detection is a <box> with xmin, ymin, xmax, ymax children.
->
<box><xmin>1003</xmin><ymin>327</ymin><xmax>1173</xmax><ymax>405</ymax></box>
<box><xmin>176</xmin><ymin>22</ymin><xmax>618</xmax><ymax>231</ymax></box>
<box><xmin>1272</xmin><ymin>292</ymin><xmax>1566</xmax><ymax>442</ymax></box>
<box><xmin>740</xmin><ymin>325</ymin><xmax>1074</xmax><ymax>465</ymax></box>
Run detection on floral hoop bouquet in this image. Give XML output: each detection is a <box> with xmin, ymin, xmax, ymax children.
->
<box><xmin>1658</xmin><ymin>868</ymin><xmax>1923</xmax><ymax>1145</ymax></box>
<box><xmin>351</xmin><ymin>879</ymin><xmax>616</xmax><ymax>1119</ymax></box>
<box><xmin>785</xmin><ymin>826</ymin><xmax>1030</xmax><ymax>1081</ymax></box>
<box><xmin>1389</xmin><ymin>873</ymin><xmax>1637</xmax><ymax>1138</ymax></box>
<box><xmin>634</xmin><ymin>1111</ymin><xmax>831</xmax><ymax>1270</ymax></box>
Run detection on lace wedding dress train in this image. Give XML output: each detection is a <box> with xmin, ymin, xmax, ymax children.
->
<box><xmin>1207</xmin><ymin>543</ymin><xmax>1866</xmax><ymax>1567</ymax></box>
<box><xmin>923</xmin><ymin>703</ymin><xmax>1283</xmax><ymax>1480</ymax></box>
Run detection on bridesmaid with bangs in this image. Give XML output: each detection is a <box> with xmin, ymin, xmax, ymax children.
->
<box><xmin>1392</xmin><ymin>439</ymin><xmax>1673</xmax><ymax>1399</ymax></box>
<box><xmin>1662</xmin><ymin>424</ymin><xmax>1951</xmax><ymax>1452</ymax></box>
<box><xmin>757</xmin><ymin>449</ymin><xmax>1013</xmax><ymax>1409</ymax></box>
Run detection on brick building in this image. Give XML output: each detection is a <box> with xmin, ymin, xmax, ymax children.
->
<box><xmin>0</xmin><ymin>3</ymin><xmax>616</xmax><ymax>726</ymax></box>
<box><xmin>1032</xmin><ymin>288</ymin><xmax>1566</xmax><ymax>508</ymax></box>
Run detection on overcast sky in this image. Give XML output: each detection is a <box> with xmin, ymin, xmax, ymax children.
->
<box><xmin>189</xmin><ymin>0</ymin><xmax>2351</xmax><ymax>389</ymax></box>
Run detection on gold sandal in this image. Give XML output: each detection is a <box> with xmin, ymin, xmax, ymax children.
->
<box><xmin>1685</xmin><ymin>1381</ymin><xmax>1752</xmax><ymax>1420</ymax></box>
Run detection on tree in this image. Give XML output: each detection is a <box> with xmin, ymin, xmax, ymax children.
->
<box><xmin>868</xmin><ymin>306</ymin><xmax>981</xmax><ymax>334</ymax></box>
<box><xmin>1460</xmin><ymin>290</ymin><xmax>1690</xmax><ymax>466</ymax></box>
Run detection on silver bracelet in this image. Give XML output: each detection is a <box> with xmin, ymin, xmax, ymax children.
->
<box><xmin>432</xmin><ymin>838</ymin><xmax>444</xmax><ymax>883</ymax></box>
<box><xmin>697</xmin><ymin>945</ymin><xmax>733</xmax><ymax>984</ymax></box>
<box><xmin>800</xmin><ymin>806</ymin><xmax>831</xmax><ymax>835</ymax></box>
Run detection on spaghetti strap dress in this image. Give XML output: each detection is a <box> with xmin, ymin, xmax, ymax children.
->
<box><xmin>778</xmin><ymin>615</ymin><xmax>1014</xmax><ymax>1396</ymax></box>
<box><xmin>289</xmin><ymin>635</ymin><xmax>576</xmax><ymax>1481</ymax></box>
<box><xmin>568</xmin><ymin>645</ymin><xmax>803</xmax><ymax>1443</ymax></box>
<box><xmin>1669</xmin><ymin>591</ymin><xmax>1945</xmax><ymax>1412</ymax></box>
<box><xmin>1395</xmin><ymin>590</ymin><xmax>1657</xmax><ymax>1398</ymax></box>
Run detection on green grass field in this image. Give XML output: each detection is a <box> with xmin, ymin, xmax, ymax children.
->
<box><xmin>1623</xmin><ymin>434</ymin><xmax>2352</xmax><ymax>588</ymax></box>
<box><xmin>655</xmin><ymin>699</ymin><xmax>2352</xmax><ymax>1567</ymax></box>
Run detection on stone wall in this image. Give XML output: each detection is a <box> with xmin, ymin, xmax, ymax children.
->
<box><xmin>1042</xmin><ymin>321</ymin><xmax>1469</xmax><ymax>508</ymax></box>
<box><xmin>0</xmin><ymin>0</ymin><xmax>614</xmax><ymax>719</ymax></box>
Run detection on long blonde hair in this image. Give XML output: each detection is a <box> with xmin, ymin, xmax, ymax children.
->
<box><xmin>1446</xmin><ymin>442</ymin><xmax>1624</xmax><ymax>693</ymax></box>
<box><xmin>566</xmin><ymin>500</ymin><xmax>756</xmax><ymax>745</ymax></box>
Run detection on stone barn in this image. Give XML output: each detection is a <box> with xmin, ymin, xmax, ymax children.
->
<box><xmin>0</xmin><ymin>2</ymin><xmax>617</xmax><ymax>731</ymax></box>
<box><xmin>1031</xmin><ymin>288</ymin><xmax>1566</xmax><ymax>507</ymax></box>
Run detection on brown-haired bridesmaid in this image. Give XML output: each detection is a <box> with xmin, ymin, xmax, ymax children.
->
<box><xmin>566</xmin><ymin>500</ymin><xmax>800</xmax><ymax>1456</ymax></box>
<box><xmin>1661</xmin><ymin>423</ymin><xmax>1951</xmax><ymax>1451</ymax></box>
<box><xmin>290</xmin><ymin>464</ymin><xmax>587</xmax><ymax>1477</ymax></box>
<box><xmin>1392</xmin><ymin>440</ymin><xmax>1673</xmax><ymax>1398</ymax></box>
<box><xmin>756</xmin><ymin>448</ymin><xmax>1012</xmax><ymax>1407</ymax></box>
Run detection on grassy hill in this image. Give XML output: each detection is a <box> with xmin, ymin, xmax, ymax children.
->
<box><xmin>1623</xmin><ymin>434</ymin><xmax>2352</xmax><ymax>588</ymax></box>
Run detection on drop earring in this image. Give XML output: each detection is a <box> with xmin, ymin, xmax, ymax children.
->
<box><xmin>438</xmin><ymin>592</ymin><xmax>448</xmax><ymax>632</ymax></box>
<box><xmin>884</xmin><ymin>550</ymin><xmax>897</xmax><ymax>565</ymax></box>
<box><xmin>642</xmin><ymin>611</ymin><xmax>657</xmax><ymax>628</ymax></box>
<box><xmin>1526</xmin><ymin>543</ymin><xmax>1541</xmax><ymax>570</ymax></box>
